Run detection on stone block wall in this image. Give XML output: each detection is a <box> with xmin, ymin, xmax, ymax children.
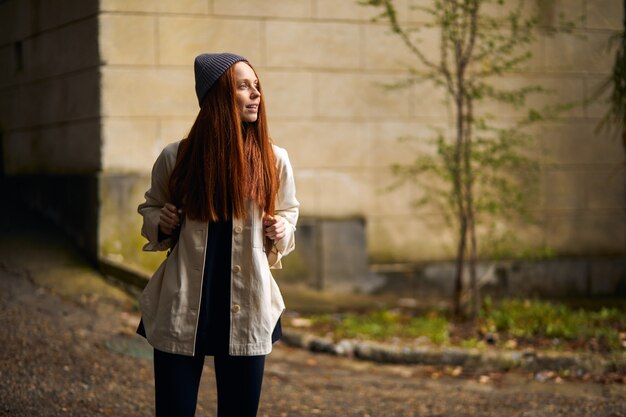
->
<box><xmin>0</xmin><ymin>0</ymin><xmax>100</xmax><ymax>174</ymax></box>
<box><xmin>0</xmin><ymin>0</ymin><xmax>101</xmax><ymax>256</ymax></box>
<box><xmin>97</xmin><ymin>0</ymin><xmax>625</xmax><ymax>272</ymax></box>
<box><xmin>1</xmin><ymin>0</ymin><xmax>623</xmax><ymax>280</ymax></box>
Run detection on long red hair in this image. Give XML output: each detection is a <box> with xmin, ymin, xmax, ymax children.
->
<box><xmin>168</xmin><ymin>63</ymin><xmax>277</xmax><ymax>221</ymax></box>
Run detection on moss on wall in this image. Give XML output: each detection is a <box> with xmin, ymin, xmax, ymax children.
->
<box><xmin>98</xmin><ymin>173</ymin><xmax>165</xmax><ymax>275</ymax></box>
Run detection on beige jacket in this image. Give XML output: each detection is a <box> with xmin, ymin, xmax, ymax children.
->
<box><xmin>137</xmin><ymin>141</ymin><xmax>299</xmax><ymax>356</ymax></box>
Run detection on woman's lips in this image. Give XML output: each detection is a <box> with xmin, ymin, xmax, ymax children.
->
<box><xmin>246</xmin><ymin>104</ymin><xmax>258</xmax><ymax>112</ymax></box>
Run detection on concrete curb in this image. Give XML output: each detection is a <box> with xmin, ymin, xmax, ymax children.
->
<box><xmin>281</xmin><ymin>329</ymin><xmax>626</xmax><ymax>374</ymax></box>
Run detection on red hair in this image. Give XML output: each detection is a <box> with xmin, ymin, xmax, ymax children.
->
<box><xmin>169</xmin><ymin>63</ymin><xmax>277</xmax><ymax>221</ymax></box>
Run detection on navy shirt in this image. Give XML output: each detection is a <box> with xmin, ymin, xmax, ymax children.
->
<box><xmin>195</xmin><ymin>214</ymin><xmax>233</xmax><ymax>355</ymax></box>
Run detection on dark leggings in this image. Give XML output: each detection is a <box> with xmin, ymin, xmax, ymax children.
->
<box><xmin>153</xmin><ymin>348</ymin><xmax>266</xmax><ymax>417</ymax></box>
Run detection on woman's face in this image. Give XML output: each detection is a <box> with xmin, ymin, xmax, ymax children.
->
<box><xmin>233</xmin><ymin>62</ymin><xmax>261</xmax><ymax>123</ymax></box>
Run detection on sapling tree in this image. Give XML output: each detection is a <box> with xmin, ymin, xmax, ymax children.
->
<box><xmin>361</xmin><ymin>0</ymin><xmax>572</xmax><ymax>318</ymax></box>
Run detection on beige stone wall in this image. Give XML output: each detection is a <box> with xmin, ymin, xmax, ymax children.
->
<box><xmin>97</xmin><ymin>0</ymin><xmax>624</xmax><ymax>267</ymax></box>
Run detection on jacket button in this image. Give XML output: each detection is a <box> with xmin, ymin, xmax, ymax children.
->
<box><xmin>232</xmin><ymin>304</ymin><xmax>241</xmax><ymax>313</ymax></box>
<box><xmin>232</xmin><ymin>265</ymin><xmax>241</xmax><ymax>273</ymax></box>
<box><xmin>234</xmin><ymin>225</ymin><xmax>243</xmax><ymax>234</ymax></box>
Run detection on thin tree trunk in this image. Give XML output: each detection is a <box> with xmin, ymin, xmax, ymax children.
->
<box><xmin>464</xmin><ymin>96</ymin><xmax>479</xmax><ymax>320</ymax></box>
<box><xmin>454</xmin><ymin>213</ymin><xmax>467</xmax><ymax>316</ymax></box>
<box><xmin>453</xmin><ymin>41</ymin><xmax>467</xmax><ymax>317</ymax></box>
<box><xmin>453</xmin><ymin>125</ymin><xmax>467</xmax><ymax>316</ymax></box>
<box><xmin>458</xmin><ymin>0</ymin><xmax>480</xmax><ymax>321</ymax></box>
<box><xmin>453</xmin><ymin>120</ymin><xmax>467</xmax><ymax>317</ymax></box>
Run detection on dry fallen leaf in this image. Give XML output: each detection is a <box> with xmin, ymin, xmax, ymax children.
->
<box><xmin>291</xmin><ymin>317</ymin><xmax>312</xmax><ymax>328</ymax></box>
<box><xmin>504</xmin><ymin>339</ymin><xmax>518</xmax><ymax>349</ymax></box>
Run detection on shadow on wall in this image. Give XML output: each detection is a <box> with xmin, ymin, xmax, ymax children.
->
<box><xmin>0</xmin><ymin>125</ymin><xmax>4</xmax><ymax>188</ymax></box>
<box><xmin>279</xmin><ymin>218</ymin><xmax>626</xmax><ymax>299</ymax></box>
<box><xmin>372</xmin><ymin>259</ymin><xmax>626</xmax><ymax>300</ymax></box>
<box><xmin>2</xmin><ymin>174</ymin><xmax>99</xmax><ymax>259</ymax></box>
<box><xmin>1</xmin><ymin>124</ymin><xmax>99</xmax><ymax>261</ymax></box>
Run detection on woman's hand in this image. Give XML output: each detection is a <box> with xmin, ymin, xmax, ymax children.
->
<box><xmin>263</xmin><ymin>215</ymin><xmax>287</xmax><ymax>241</ymax></box>
<box><xmin>159</xmin><ymin>203</ymin><xmax>181</xmax><ymax>235</ymax></box>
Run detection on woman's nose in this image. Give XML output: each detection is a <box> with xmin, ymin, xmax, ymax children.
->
<box><xmin>251</xmin><ymin>86</ymin><xmax>260</xmax><ymax>98</ymax></box>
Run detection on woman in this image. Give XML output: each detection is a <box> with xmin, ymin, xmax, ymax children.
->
<box><xmin>136</xmin><ymin>52</ymin><xmax>299</xmax><ymax>417</ymax></box>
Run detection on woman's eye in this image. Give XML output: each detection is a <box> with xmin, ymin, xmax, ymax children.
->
<box><xmin>238</xmin><ymin>83</ymin><xmax>259</xmax><ymax>91</ymax></box>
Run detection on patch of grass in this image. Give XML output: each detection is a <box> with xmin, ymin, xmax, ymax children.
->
<box><xmin>308</xmin><ymin>310</ymin><xmax>449</xmax><ymax>344</ymax></box>
<box><xmin>481</xmin><ymin>297</ymin><xmax>625</xmax><ymax>351</ymax></box>
<box><xmin>460</xmin><ymin>337</ymin><xmax>487</xmax><ymax>349</ymax></box>
<box><xmin>405</xmin><ymin>315</ymin><xmax>450</xmax><ymax>344</ymax></box>
<box><xmin>297</xmin><ymin>298</ymin><xmax>625</xmax><ymax>352</ymax></box>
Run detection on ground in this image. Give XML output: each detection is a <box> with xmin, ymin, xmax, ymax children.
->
<box><xmin>0</xmin><ymin>217</ymin><xmax>625</xmax><ymax>417</ymax></box>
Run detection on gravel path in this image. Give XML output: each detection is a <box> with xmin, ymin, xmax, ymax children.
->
<box><xmin>1</xmin><ymin>260</ymin><xmax>625</xmax><ymax>417</ymax></box>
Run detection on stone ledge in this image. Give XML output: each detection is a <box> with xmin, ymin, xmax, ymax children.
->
<box><xmin>281</xmin><ymin>329</ymin><xmax>625</xmax><ymax>374</ymax></box>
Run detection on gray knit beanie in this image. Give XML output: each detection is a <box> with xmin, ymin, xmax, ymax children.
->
<box><xmin>194</xmin><ymin>52</ymin><xmax>248</xmax><ymax>106</ymax></box>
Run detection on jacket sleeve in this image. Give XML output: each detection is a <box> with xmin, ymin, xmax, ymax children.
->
<box><xmin>267</xmin><ymin>147</ymin><xmax>300</xmax><ymax>269</ymax></box>
<box><xmin>137</xmin><ymin>144</ymin><xmax>176</xmax><ymax>252</ymax></box>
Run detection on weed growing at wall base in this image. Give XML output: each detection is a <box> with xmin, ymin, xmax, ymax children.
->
<box><xmin>297</xmin><ymin>299</ymin><xmax>626</xmax><ymax>352</ymax></box>
<box><xmin>481</xmin><ymin>297</ymin><xmax>625</xmax><ymax>351</ymax></box>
